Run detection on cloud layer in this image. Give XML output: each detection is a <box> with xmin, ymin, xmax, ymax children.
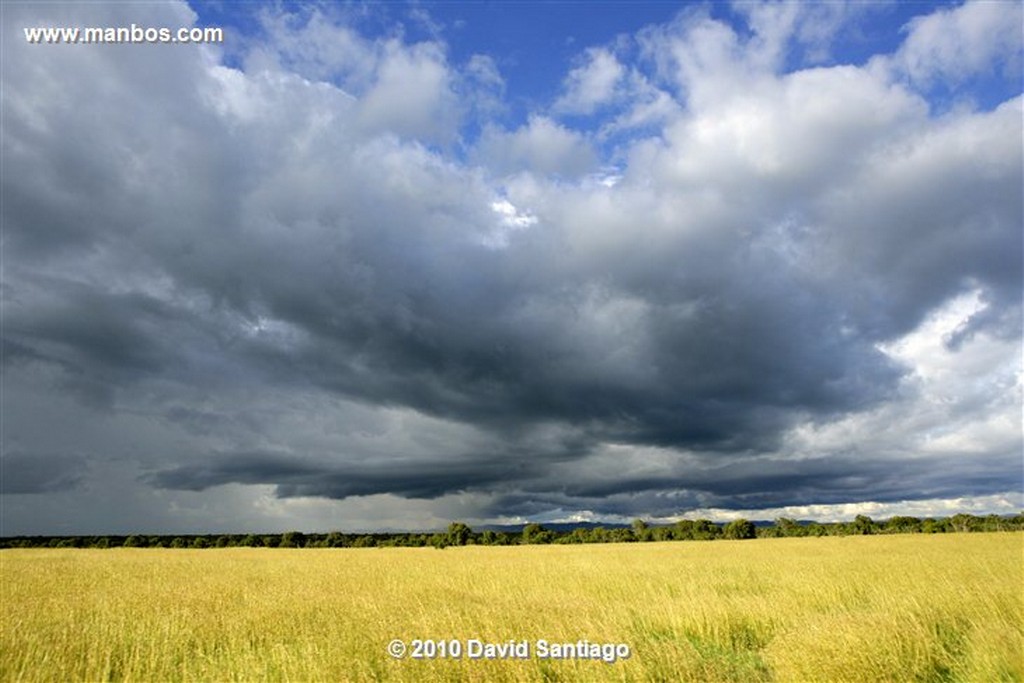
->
<box><xmin>2</xmin><ymin>1</ymin><xmax>1020</xmax><ymax>533</ymax></box>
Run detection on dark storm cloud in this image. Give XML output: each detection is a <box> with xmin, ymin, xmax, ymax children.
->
<box><xmin>237</xmin><ymin>232</ymin><xmax>905</xmax><ymax>453</ymax></box>
<box><xmin>146</xmin><ymin>449</ymin><xmax>544</xmax><ymax>500</ymax></box>
<box><xmin>481</xmin><ymin>448</ymin><xmax>1022</xmax><ymax>519</ymax></box>
<box><xmin>6</xmin><ymin>279</ymin><xmax>175</xmax><ymax>374</ymax></box>
<box><xmin>0</xmin><ymin>453</ymin><xmax>89</xmax><ymax>494</ymax></box>
<box><xmin>1</xmin><ymin>0</ymin><xmax>1021</xmax><ymax>532</ymax></box>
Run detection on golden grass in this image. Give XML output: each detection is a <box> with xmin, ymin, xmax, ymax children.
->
<box><xmin>1</xmin><ymin>533</ymin><xmax>1021</xmax><ymax>682</ymax></box>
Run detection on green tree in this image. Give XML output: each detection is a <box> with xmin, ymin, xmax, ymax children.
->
<box><xmin>983</xmin><ymin>514</ymin><xmax>1005</xmax><ymax>532</ymax></box>
<box><xmin>851</xmin><ymin>515</ymin><xmax>875</xmax><ymax>535</ymax></box>
<box><xmin>673</xmin><ymin>520</ymin><xmax>696</xmax><ymax>541</ymax></box>
<box><xmin>446</xmin><ymin>522</ymin><xmax>473</xmax><ymax>546</ymax></box>
<box><xmin>324</xmin><ymin>531</ymin><xmax>347</xmax><ymax>548</ymax></box>
<box><xmin>522</xmin><ymin>524</ymin><xmax>553</xmax><ymax>544</ymax></box>
<box><xmin>775</xmin><ymin>517</ymin><xmax>803</xmax><ymax>537</ymax></box>
<box><xmin>723</xmin><ymin>519</ymin><xmax>756</xmax><ymax>540</ymax></box>
<box><xmin>280</xmin><ymin>531</ymin><xmax>305</xmax><ymax>548</ymax></box>
<box><xmin>610</xmin><ymin>528</ymin><xmax>635</xmax><ymax>543</ymax></box>
<box><xmin>886</xmin><ymin>516</ymin><xmax>922</xmax><ymax>534</ymax></box>
<box><xmin>631</xmin><ymin>519</ymin><xmax>652</xmax><ymax>542</ymax></box>
<box><xmin>352</xmin><ymin>535</ymin><xmax>376</xmax><ymax>548</ymax></box>
<box><xmin>692</xmin><ymin>519</ymin><xmax>720</xmax><ymax>540</ymax></box>
<box><xmin>805</xmin><ymin>522</ymin><xmax>827</xmax><ymax>537</ymax></box>
<box><xmin>949</xmin><ymin>513</ymin><xmax>977</xmax><ymax>533</ymax></box>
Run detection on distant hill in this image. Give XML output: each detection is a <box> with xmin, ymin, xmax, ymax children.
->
<box><xmin>477</xmin><ymin>521</ymin><xmax>631</xmax><ymax>533</ymax></box>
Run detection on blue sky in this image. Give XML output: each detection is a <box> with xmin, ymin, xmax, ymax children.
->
<box><xmin>2</xmin><ymin>1</ymin><xmax>1022</xmax><ymax>534</ymax></box>
<box><xmin>187</xmin><ymin>1</ymin><xmax>1020</xmax><ymax>132</ymax></box>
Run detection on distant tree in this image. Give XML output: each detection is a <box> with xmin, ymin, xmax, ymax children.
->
<box><xmin>949</xmin><ymin>513</ymin><xmax>977</xmax><ymax>533</ymax></box>
<box><xmin>324</xmin><ymin>532</ymin><xmax>347</xmax><ymax>548</ymax></box>
<box><xmin>610</xmin><ymin>528</ymin><xmax>635</xmax><ymax>543</ymax></box>
<box><xmin>522</xmin><ymin>524</ymin><xmax>554</xmax><ymax>544</ymax></box>
<box><xmin>805</xmin><ymin>522</ymin><xmax>827</xmax><ymax>537</ymax></box>
<box><xmin>169</xmin><ymin>537</ymin><xmax>186</xmax><ymax>549</ymax></box>
<box><xmin>446</xmin><ymin>522</ymin><xmax>473</xmax><ymax>546</ymax></box>
<box><xmin>982</xmin><ymin>514</ymin><xmax>1005</xmax><ymax>532</ymax></box>
<box><xmin>280</xmin><ymin>531</ymin><xmax>305</xmax><ymax>548</ymax></box>
<box><xmin>921</xmin><ymin>518</ymin><xmax>947</xmax><ymax>534</ymax></box>
<box><xmin>851</xmin><ymin>515</ymin><xmax>875</xmax><ymax>535</ymax></box>
<box><xmin>353</xmin><ymin>535</ymin><xmax>376</xmax><ymax>548</ymax></box>
<box><xmin>123</xmin><ymin>535</ymin><xmax>144</xmax><ymax>548</ymax></box>
<box><xmin>723</xmin><ymin>519</ymin><xmax>756</xmax><ymax>540</ymax></box>
<box><xmin>886</xmin><ymin>516</ymin><xmax>922</xmax><ymax>534</ymax></box>
<box><xmin>632</xmin><ymin>519</ymin><xmax>652</xmax><ymax>542</ymax></box>
<box><xmin>261</xmin><ymin>535</ymin><xmax>280</xmax><ymax>548</ymax></box>
<box><xmin>673</xmin><ymin>520</ymin><xmax>696</xmax><ymax>541</ymax></box>
<box><xmin>692</xmin><ymin>519</ymin><xmax>720</xmax><ymax>540</ymax></box>
<box><xmin>192</xmin><ymin>537</ymin><xmax>209</xmax><ymax>549</ymax></box>
<box><xmin>775</xmin><ymin>518</ymin><xmax>804</xmax><ymax>537</ymax></box>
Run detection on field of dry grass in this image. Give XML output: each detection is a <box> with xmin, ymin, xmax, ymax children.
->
<box><xmin>2</xmin><ymin>532</ymin><xmax>1021</xmax><ymax>682</ymax></box>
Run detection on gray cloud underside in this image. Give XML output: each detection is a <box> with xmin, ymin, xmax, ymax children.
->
<box><xmin>0</xmin><ymin>453</ymin><xmax>89</xmax><ymax>495</ymax></box>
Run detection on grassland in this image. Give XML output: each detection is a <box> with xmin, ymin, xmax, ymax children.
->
<box><xmin>2</xmin><ymin>533</ymin><xmax>1021</xmax><ymax>682</ymax></box>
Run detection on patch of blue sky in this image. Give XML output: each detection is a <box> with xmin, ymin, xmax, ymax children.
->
<box><xmin>190</xmin><ymin>1</ymin><xmax>1021</xmax><ymax>150</ymax></box>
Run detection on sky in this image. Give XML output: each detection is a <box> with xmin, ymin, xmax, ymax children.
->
<box><xmin>1</xmin><ymin>1</ymin><xmax>1021</xmax><ymax>535</ymax></box>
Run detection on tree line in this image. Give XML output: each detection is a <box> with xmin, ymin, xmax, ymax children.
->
<box><xmin>2</xmin><ymin>513</ymin><xmax>1021</xmax><ymax>550</ymax></box>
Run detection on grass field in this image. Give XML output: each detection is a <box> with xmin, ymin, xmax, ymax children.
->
<box><xmin>1</xmin><ymin>533</ymin><xmax>1021</xmax><ymax>682</ymax></box>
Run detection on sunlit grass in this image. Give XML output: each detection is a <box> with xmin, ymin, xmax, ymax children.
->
<box><xmin>2</xmin><ymin>533</ymin><xmax>1021</xmax><ymax>681</ymax></box>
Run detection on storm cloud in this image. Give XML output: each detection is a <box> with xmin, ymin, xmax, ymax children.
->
<box><xmin>1</xmin><ymin>1</ymin><xmax>1020</xmax><ymax>533</ymax></box>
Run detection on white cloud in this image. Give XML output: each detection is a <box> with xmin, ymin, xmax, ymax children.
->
<box><xmin>553</xmin><ymin>47</ymin><xmax>626</xmax><ymax>115</ymax></box>
<box><xmin>890</xmin><ymin>0</ymin><xmax>1023</xmax><ymax>88</ymax></box>
<box><xmin>462</xmin><ymin>54</ymin><xmax>506</xmax><ymax>119</ymax></box>
<box><xmin>484</xmin><ymin>199</ymin><xmax>538</xmax><ymax>249</ymax></box>
<box><xmin>465</xmin><ymin>54</ymin><xmax>503</xmax><ymax>89</ymax></box>
<box><xmin>247</xmin><ymin>7</ymin><xmax>377</xmax><ymax>88</ymax></box>
<box><xmin>639</xmin><ymin>9</ymin><xmax>751</xmax><ymax>108</ymax></box>
<box><xmin>731</xmin><ymin>0</ymin><xmax>877</xmax><ymax>68</ymax></box>
<box><xmin>784</xmin><ymin>286</ymin><xmax>1021</xmax><ymax>473</ymax></box>
<box><xmin>671</xmin><ymin>493</ymin><xmax>1022</xmax><ymax>524</ymax></box>
<box><xmin>474</xmin><ymin>115</ymin><xmax>596</xmax><ymax>177</ymax></box>
<box><xmin>244</xmin><ymin>6</ymin><xmax>463</xmax><ymax>143</ymax></box>
<box><xmin>357</xmin><ymin>39</ymin><xmax>459</xmax><ymax>142</ymax></box>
